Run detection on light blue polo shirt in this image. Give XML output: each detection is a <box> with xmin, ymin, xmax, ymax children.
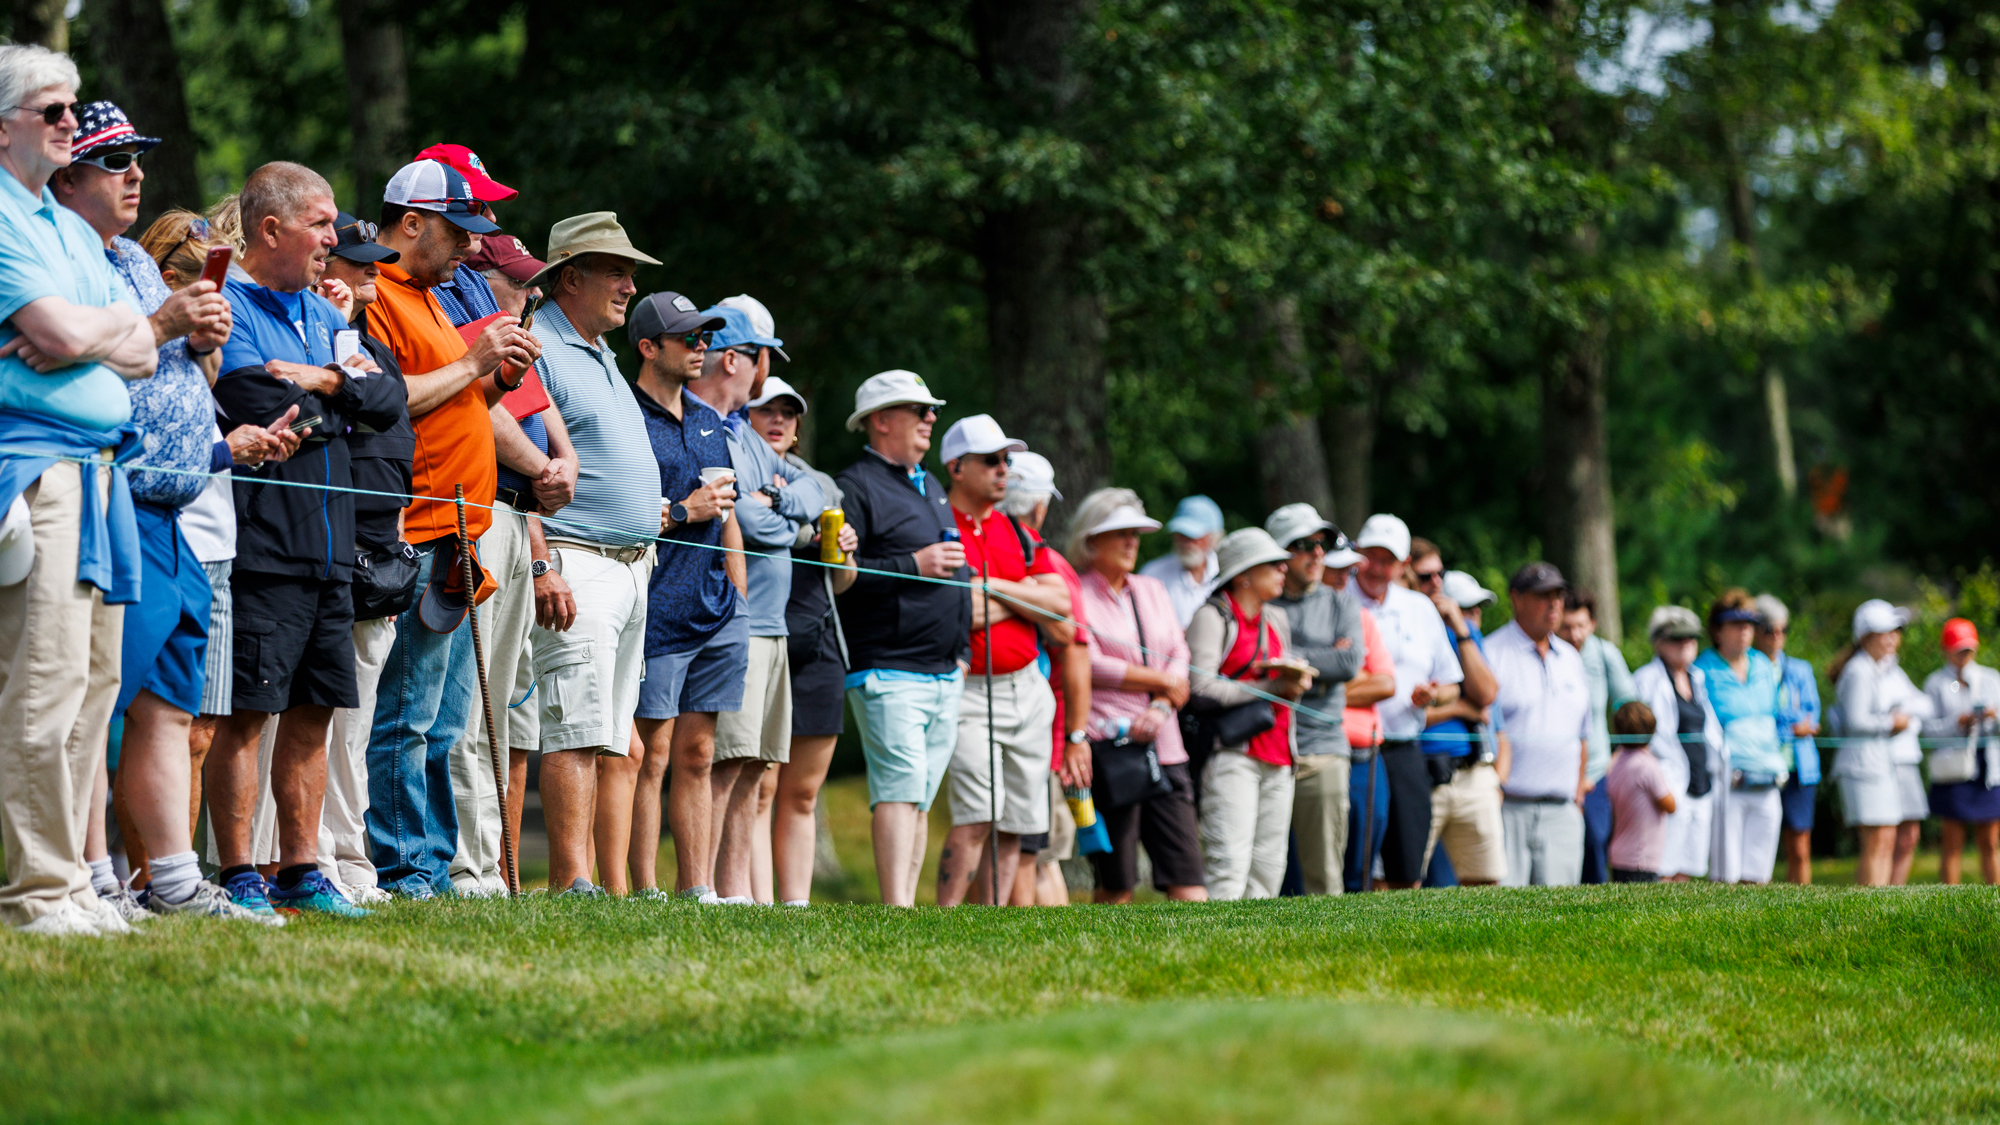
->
<box><xmin>530</xmin><ymin>299</ymin><xmax>662</xmax><ymax>548</ymax></box>
<box><xmin>0</xmin><ymin>170</ymin><xmax>136</xmax><ymax>428</ymax></box>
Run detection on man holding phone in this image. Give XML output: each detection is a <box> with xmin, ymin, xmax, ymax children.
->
<box><xmin>208</xmin><ymin>162</ymin><xmax>404</xmax><ymax>920</ymax></box>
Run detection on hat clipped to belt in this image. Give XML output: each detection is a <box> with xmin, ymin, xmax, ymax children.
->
<box><xmin>1213</xmin><ymin>527</ymin><xmax>1291</xmax><ymax>589</ymax></box>
<box><xmin>747</xmin><ymin>374</ymin><xmax>807</xmax><ymax>414</ymax></box>
<box><xmin>1006</xmin><ymin>451</ymin><xmax>1062</xmax><ymax>500</ymax></box>
<box><xmin>1852</xmin><ymin>598</ymin><xmax>1911</xmax><ymax>641</ymax></box>
<box><xmin>385</xmin><ymin>160</ymin><xmax>500</xmax><ymax>234</ymax></box>
<box><xmin>846</xmin><ymin>370</ymin><xmax>947</xmax><ymax>433</ymax></box>
<box><xmin>0</xmin><ymin>495</ymin><xmax>34</xmax><ymax>586</ymax></box>
<box><xmin>418</xmin><ymin>538</ymin><xmax>498</xmax><ymax>634</ymax></box>
<box><xmin>526</xmin><ymin>211</ymin><xmax>663</xmax><ymax>292</ymax></box>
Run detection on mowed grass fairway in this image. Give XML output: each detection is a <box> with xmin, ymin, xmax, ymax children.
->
<box><xmin>4</xmin><ymin>885</ymin><xmax>1997</xmax><ymax>1124</ymax></box>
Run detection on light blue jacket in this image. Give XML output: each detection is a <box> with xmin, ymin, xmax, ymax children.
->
<box><xmin>725</xmin><ymin>415</ymin><xmax>823</xmax><ymax>636</ymax></box>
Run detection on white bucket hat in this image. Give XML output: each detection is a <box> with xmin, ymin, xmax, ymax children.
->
<box><xmin>1082</xmin><ymin>504</ymin><xmax>1161</xmax><ymax>538</ymax></box>
<box><xmin>846</xmin><ymin>370</ymin><xmax>947</xmax><ymax>433</ymax></box>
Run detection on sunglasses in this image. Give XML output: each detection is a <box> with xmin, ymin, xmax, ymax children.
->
<box><xmin>899</xmin><ymin>403</ymin><xmax>938</xmax><ymax>419</ymax></box>
<box><xmin>1413</xmin><ymin>568</ymin><xmax>1445</xmax><ymax>584</ymax></box>
<box><xmin>155</xmin><ymin>216</ymin><xmax>213</xmax><ymax>270</ymax></box>
<box><xmin>1290</xmin><ymin>537</ymin><xmax>1329</xmax><ymax>553</ymax></box>
<box><xmin>725</xmin><ymin>345</ymin><xmax>762</xmax><ymax>360</ymax></box>
<box><xmin>338</xmin><ymin>218</ymin><xmax>380</xmax><ymax>244</ymax></box>
<box><xmin>660</xmin><ymin>330</ymin><xmax>712</xmax><ymax>349</ymax></box>
<box><xmin>969</xmin><ymin>452</ymin><xmax>1012</xmax><ymax>468</ymax></box>
<box><xmin>76</xmin><ymin>149</ymin><xmax>142</xmax><ymax>173</ymax></box>
<box><xmin>11</xmin><ymin>100</ymin><xmax>80</xmax><ymax>126</ymax></box>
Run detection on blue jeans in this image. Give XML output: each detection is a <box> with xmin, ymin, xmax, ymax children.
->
<box><xmin>1580</xmin><ymin>775</ymin><xmax>1612</xmax><ymax>885</ymax></box>
<box><xmin>1343</xmin><ymin>756</ymin><xmax>1390</xmax><ymax>892</ymax></box>
<box><xmin>366</xmin><ymin>540</ymin><xmax>476</xmax><ymax>896</ymax></box>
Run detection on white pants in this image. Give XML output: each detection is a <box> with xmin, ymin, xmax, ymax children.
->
<box><xmin>1718</xmin><ymin>783</ymin><xmax>1782</xmax><ymax>884</ymax></box>
<box><xmin>319</xmin><ymin>616</ymin><xmax>397</xmax><ymax>897</ymax></box>
<box><xmin>451</xmin><ymin>509</ymin><xmax>535</xmax><ymax>894</ymax></box>
<box><xmin>1198</xmin><ymin>750</ymin><xmax>1295</xmax><ymax>900</ymax></box>
<box><xmin>1500</xmin><ymin>798</ymin><xmax>1584</xmax><ymax>887</ymax></box>
<box><xmin>1661</xmin><ymin>787</ymin><xmax>1716</xmax><ymax>878</ymax></box>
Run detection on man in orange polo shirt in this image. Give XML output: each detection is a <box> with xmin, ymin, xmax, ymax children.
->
<box><xmin>361</xmin><ymin>158</ymin><xmax>539</xmax><ymax>897</ymax></box>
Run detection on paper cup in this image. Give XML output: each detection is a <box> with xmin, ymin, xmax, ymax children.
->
<box><xmin>699</xmin><ymin>467</ymin><xmax>736</xmax><ymax>487</ymax></box>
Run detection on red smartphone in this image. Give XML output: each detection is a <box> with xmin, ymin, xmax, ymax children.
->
<box><xmin>198</xmin><ymin>245</ymin><xmax>233</xmax><ymax>289</ymax></box>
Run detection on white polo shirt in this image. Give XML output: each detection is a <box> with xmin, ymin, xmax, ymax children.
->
<box><xmin>1354</xmin><ymin>582</ymin><xmax>1462</xmax><ymax>740</ymax></box>
<box><xmin>1486</xmin><ymin>621</ymin><xmax>1592</xmax><ymax>799</ymax></box>
<box><xmin>1139</xmin><ymin>551</ymin><xmax>1218</xmax><ymax>629</ymax></box>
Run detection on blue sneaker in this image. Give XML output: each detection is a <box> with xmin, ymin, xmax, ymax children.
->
<box><xmin>220</xmin><ymin>871</ymin><xmax>286</xmax><ymax>928</ymax></box>
<box><xmin>268</xmin><ymin>869</ymin><xmax>372</xmax><ymax>918</ymax></box>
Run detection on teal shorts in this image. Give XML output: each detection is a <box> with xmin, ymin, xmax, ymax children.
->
<box><xmin>847</xmin><ymin>669</ymin><xmax>964</xmax><ymax>810</ymax></box>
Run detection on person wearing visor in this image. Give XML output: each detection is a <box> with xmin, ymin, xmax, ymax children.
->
<box><xmin>1265</xmin><ymin>503</ymin><xmax>1364</xmax><ymax>895</ymax></box>
<box><xmin>1068</xmin><ymin>489</ymin><xmax>1205</xmax><ymax>903</ymax></box>
<box><xmin>935</xmin><ymin>415</ymin><xmax>1068</xmax><ymax>906</ymax></box>
<box><xmin>1633</xmin><ymin>605</ymin><xmax>1724</xmax><ymax>881</ymax></box>
<box><xmin>1140</xmin><ymin>494</ymin><xmax>1224</xmax><ymax>629</ymax></box>
<box><xmin>627</xmin><ymin>291</ymin><xmax>738</xmax><ymax>903</ymax></box>
<box><xmin>1922</xmin><ymin>618</ymin><xmax>2000</xmax><ymax>884</ymax></box>
<box><xmin>1833</xmin><ymin>599</ymin><xmax>1930</xmax><ymax>886</ymax></box>
<box><xmin>834</xmin><ymin>370</ymin><xmax>969</xmax><ymax>906</ymax></box>
<box><xmin>362</xmin><ymin>158</ymin><xmax>540</xmax><ymax>898</ymax></box>
<box><xmin>1694</xmin><ymin>590</ymin><xmax>1787</xmax><ymax>884</ymax></box>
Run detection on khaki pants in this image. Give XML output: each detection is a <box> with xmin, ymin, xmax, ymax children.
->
<box><xmin>1291</xmin><ymin>753</ymin><xmax>1350</xmax><ymax>895</ymax></box>
<box><xmin>0</xmin><ymin>461</ymin><xmax>124</xmax><ymax>927</ymax></box>
<box><xmin>451</xmin><ymin>507</ymin><xmax>537</xmax><ymax>894</ymax></box>
<box><xmin>1425</xmin><ymin>762</ymin><xmax>1507</xmax><ymax>883</ymax></box>
<box><xmin>1198</xmin><ymin>749</ymin><xmax>1295</xmax><ymax>901</ymax></box>
<box><xmin>320</xmin><ymin>615</ymin><xmax>398</xmax><ymax>895</ymax></box>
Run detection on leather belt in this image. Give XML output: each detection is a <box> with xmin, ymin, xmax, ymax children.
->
<box><xmin>547</xmin><ymin>538</ymin><xmax>650</xmax><ymax>565</ymax></box>
<box><xmin>494</xmin><ymin>487</ymin><xmax>540</xmax><ymax>514</ymax></box>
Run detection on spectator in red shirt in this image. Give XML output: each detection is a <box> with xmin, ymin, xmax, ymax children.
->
<box><xmin>933</xmin><ymin>416</ymin><xmax>1072</xmax><ymax>906</ymax></box>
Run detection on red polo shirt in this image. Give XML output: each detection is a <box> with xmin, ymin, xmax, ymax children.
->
<box><xmin>954</xmin><ymin>506</ymin><xmax>1058</xmax><ymax>676</ymax></box>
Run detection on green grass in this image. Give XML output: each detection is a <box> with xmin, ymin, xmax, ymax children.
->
<box><xmin>5</xmin><ymin>884</ymin><xmax>1998</xmax><ymax>1123</ymax></box>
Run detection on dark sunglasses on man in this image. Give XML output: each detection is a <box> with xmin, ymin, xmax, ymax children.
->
<box><xmin>10</xmin><ymin>100</ymin><xmax>79</xmax><ymax>126</ymax></box>
<box><xmin>899</xmin><ymin>403</ymin><xmax>938</xmax><ymax>419</ymax></box>
<box><xmin>969</xmin><ymin>451</ymin><xmax>1012</xmax><ymax>468</ymax></box>
<box><xmin>1413</xmin><ymin>564</ymin><xmax>1445</xmax><ymax>586</ymax></box>
<box><xmin>1289</xmin><ymin>528</ymin><xmax>1352</xmax><ymax>555</ymax></box>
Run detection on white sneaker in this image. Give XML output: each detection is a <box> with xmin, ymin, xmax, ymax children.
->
<box><xmin>352</xmin><ymin>885</ymin><xmax>392</xmax><ymax>905</ymax></box>
<box><xmin>16</xmin><ymin>903</ymin><xmax>102</xmax><ymax>937</ymax></box>
<box><xmin>782</xmin><ymin>899</ymin><xmax>811</xmax><ymax>908</ymax></box>
<box><xmin>149</xmin><ymin>880</ymin><xmax>280</xmax><ymax>925</ymax></box>
<box><xmin>696</xmin><ymin>891</ymin><xmax>722</xmax><ymax>905</ymax></box>
<box><xmin>100</xmin><ymin>886</ymin><xmax>152</xmax><ymax>925</ymax></box>
<box><xmin>80</xmin><ymin>896</ymin><xmax>135</xmax><ymax>935</ymax></box>
<box><xmin>716</xmin><ymin>895</ymin><xmax>754</xmax><ymax>905</ymax></box>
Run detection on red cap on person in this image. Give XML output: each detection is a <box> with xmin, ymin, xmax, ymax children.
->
<box><xmin>413</xmin><ymin>143</ymin><xmax>518</xmax><ymax>202</ymax></box>
<box><xmin>1942</xmin><ymin>617</ymin><xmax>1979</xmax><ymax>653</ymax></box>
<box><xmin>463</xmin><ymin>231</ymin><xmax>546</xmax><ymax>284</ymax></box>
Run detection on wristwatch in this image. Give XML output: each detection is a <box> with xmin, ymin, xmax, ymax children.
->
<box><xmin>669</xmin><ymin>500</ymin><xmax>690</xmax><ymax>526</ymax></box>
<box><xmin>1453</xmin><ymin>631</ymin><xmax>1472</xmax><ymax>644</ymax></box>
<box><xmin>530</xmin><ymin>558</ymin><xmax>552</xmax><ymax>579</ymax></box>
<box><xmin>1066</xmin><ymin>729</ymin><xmax>1089</xmax><ymax>746</ymax></box>
<box><xmin>759</xmin><ymin>484</ymin><xmax>783</xmax><ymax>503</ymax></box>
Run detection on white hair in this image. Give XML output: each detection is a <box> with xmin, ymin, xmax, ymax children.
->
<box><xmin>998</xmin><ymin>489</ymin><xmax>1049</xmax><ymax>520</ymax></box>
<box><xmin>1753</xmin><ymin>593</ymin><xmax>1789</xmax><ymax>631</ymax></box>
<box><xmin>0</xmin><ymin>44</ymin><xmax>78</xmax><ymax>122</ymax></box>
<box><xmin>1065</xmin><ymin>487</ymin><xmax>1144</xmax><ymax>565</ymax></box>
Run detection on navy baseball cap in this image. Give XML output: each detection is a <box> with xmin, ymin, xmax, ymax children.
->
<box><xmin>383</xmin><ymin>159</ymin><xmax>499</xmax><ymax>234</ymax></box>
<box><xmin>331</xmin><ymin>211</ymin><xmax>399</xmax><ymax>264</ymax></box>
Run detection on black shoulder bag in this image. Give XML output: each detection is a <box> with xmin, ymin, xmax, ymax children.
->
<box><xmin>1090</xmin><ymin>588</ymin><xmax>1175</xmax><ymax>809</ymax></box>
<box><xmin>1181</xmin><ymin>603</ymin><xmax>1278</xmax><ymax>759</ymax></box>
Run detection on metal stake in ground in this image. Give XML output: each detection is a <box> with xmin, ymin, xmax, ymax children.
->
<box><xmin>456</xmin><ymin>484</ymin><xmax>518</xmax><ymax>895</ymax></box>
<box><xmin>985</xmin><ymin>574</ymin><xmax>999</xmax><ymax>906</ymax></box>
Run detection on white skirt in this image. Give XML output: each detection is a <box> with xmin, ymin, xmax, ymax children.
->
<box><xmin>1661</xmin><ymin>787</ymin><xmax>1716</xmax><ymax>878</ymax></box>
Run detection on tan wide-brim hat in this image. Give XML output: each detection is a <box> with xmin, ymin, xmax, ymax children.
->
<box><xmin>526</xmin><ymin>211</ymin><xmax>663</xmax><ymax>291</ymax></box>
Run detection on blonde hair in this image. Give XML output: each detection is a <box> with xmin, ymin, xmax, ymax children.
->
<box><xmin>138</xmin><ymin>209</ymin><xmax>215</xmax><ymax>290</ymax></box>
<box><xmin>1064</xmin><ymin>487</ymin><xmax>1144</xmax><ymax>566</ymax></box>
<box><xmin>204</xmin><ymin>193</ymin><xmax>246</xmax><ymax>253</ymax></box>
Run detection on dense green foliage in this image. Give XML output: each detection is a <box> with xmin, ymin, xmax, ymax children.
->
<box><xmin>3</xmin><ymin>885</ymin><xmax>1995</xmax><ymax>1123</ymax></box>
<box><xmin>51</xmin><ymin>0</ymin><xmax>2000</xmax><ymax>628</ymax></box>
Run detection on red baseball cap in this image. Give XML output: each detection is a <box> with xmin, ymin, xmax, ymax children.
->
<box><xmin>463</xmin><ymin>230</ymin><xmax>546</xmax><ymax>284</ymax></box>
<box><xmin>413</xmin><ymin>143</ymin><xmax>518</xmax><ymax>202</ymax></box>
<box><xmin>1943</xmin><ymin>617</ymin><xmax>1979</xmax><ymax>653</ymax></box>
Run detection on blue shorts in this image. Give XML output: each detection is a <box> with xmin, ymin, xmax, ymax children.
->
<box><xmin>115</xmin><ymin>503</ymin><xmax>210</xmax><ymax>719</ymax></box>
<box><xmin>847</xmin><ymin>669</ymin><xmax>963</xmax><ymax>810</ymax></box>
<box><xmin>637</xmin><ymin>613</ymin><xmax>748</xmax><ymax>720</ymax></box>
<box><xmin>1781</xmin><ymin>778</ymin><xmax>1816</xmax><ymax>834</ymax></box>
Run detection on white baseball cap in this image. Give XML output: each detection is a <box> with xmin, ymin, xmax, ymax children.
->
<box><xmin>717</xmin><ymin>294</ymin><xmax>790</xmax><ymax>361</ymax></box>
<box><xmin>382</xmin><ymin>160</ymin><xmax>500</xmax><ymax>233</ymax></box>
<box><xmin>1082</xmin><ymin>505</ymin><xmax>1162</xmax><ymax>538</ymax></box>
<box><xmin>0</xmin><ymin>495</ymin><xmax>33</xmax><ymax>586</ymax></box>
<box><xmin>1263</xmin><ymin>502</ymin><xmax>1336</xmax><ymax>551</ymax></box>
<box><xmin>1441</xmin><ymin>570</ymin><xmax>1496</xmax><ymax>609</ymax></box>
<box><xmin>846</xmin><ymin>370</ymin><xmax>947</xmax><ymax>433</ymax></box>
<box><xmin>1353</xmin><ymin>513</ymin><xmax>1412</xmax><ymax>561</ymax></box>
<box><xmin>1852</xmin><ymin>598</ymin><xmax>1911</xmax><ymax>641</ymax></box>
<box><xmin>939</xmin><ymin>414</ymin><xmax>1027</xmax><ymax>465</ymax></box>
<box><xmin>746</xmin><ymin>374</ymin><xmax>806</xmax><ymax>413</ymax></box>
<box><xmin>1006</xmin><ymin>451</ymin><xmax>1062</xmax><ymax>500</ymax></box>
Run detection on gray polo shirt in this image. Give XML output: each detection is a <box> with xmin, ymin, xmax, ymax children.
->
<box><xmin>531</xmin><ymin>300</ymin><xmax>662</xmax><ymax>548</ymax></box>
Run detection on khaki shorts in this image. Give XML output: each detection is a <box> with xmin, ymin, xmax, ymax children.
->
<box><xmin>532</xmin><ymin>548</ymin><xmax>652</xmax><ymax>756</ymax></box>
<box><xmin>1425</xmin><ymin>761</ymin><xmax>1507</xmax><ymax>883</ymax></box>
<box><xmin>1038</xmin><ymin>772</ymin><xmax>1076</xmax><ymax>864</ymax></box>
<box><xmin>948</xmin><ymin>666</ymin><xmax>1056</xmax><ymax>833</ymax></box>
<box><xmin>714</xmin><ymin>635</ymin><xmax>792</xmax><ymax>763</ymax></box>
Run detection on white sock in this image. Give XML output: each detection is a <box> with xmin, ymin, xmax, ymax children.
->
<box><xmin>89</xmin><ymin>857</ymin><xmax>118</xmax><ymax>896</ymax></box>
<box><xmin>150</xmin><ymin>851</ymin><xmax>203</xmax><ymax>906</ymax></box>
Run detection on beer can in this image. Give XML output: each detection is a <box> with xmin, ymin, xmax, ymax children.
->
<box><xmin>940</xmin><ymin>528</ymin><xmax>961</xmax><ymax>543</ymax></box>
<box><xmin>819</xmin><ymin>507</ymin><xmax>845</xmax><ymax>564</ymax></box>
<box><xmin>1065</xmin><ymin>786</ymin><xmax>1097</xmax><ymax>830</ymax></box>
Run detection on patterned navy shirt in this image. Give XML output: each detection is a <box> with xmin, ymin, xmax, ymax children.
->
<box><xmin>109</xmin><ymin>236</ymin><xmax>214</xmax><ymax>508</ymax></box>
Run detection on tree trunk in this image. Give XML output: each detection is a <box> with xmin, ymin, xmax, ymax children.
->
<box><xmin>12</xmin><ymin>0</ymin><xmax>66</xmax><ymax>50</ymax></box>
<box><xmin>338</xmin><ymin>0</ymin><xmax>409</xmax><ymax>213</ymax></box>
<box><xmin>970</xmin><ymin>0</ymin><xmax>1104</xmax><ymax>540</ymax></box>
<box><xmin>1254</xmin><ymin>295</ymin><xmax>1334</xmax><ymax>517</ymax></box>
<box><xmin>1541</xmin><ymin>323</ymin><xmax>1621</xmax><ymax>642</ymax></box>
<box><xmin>85</xmin><ymin>0</ymin><xmax>200</xmax><ymax>224</ymax></box>
<box><xmin>1322</xmin><ymin>323</ymin><xmax>1373</xmax><ymax>531</ymax></box>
